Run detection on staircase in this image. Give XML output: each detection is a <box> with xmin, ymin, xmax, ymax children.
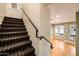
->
<box><xmin>0</xmin><ymin>17</ymin><xmax>36</xmax><ymax>56</ymax></box>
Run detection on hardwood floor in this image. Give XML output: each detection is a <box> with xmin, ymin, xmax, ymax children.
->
<box><xmin>50</xmin><ymin>37</ymin><xmax>76</xmax><ymax>56</ymax></box>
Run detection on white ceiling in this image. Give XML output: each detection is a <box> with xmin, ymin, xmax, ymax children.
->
<box><xmin>48</xmin><ymin>3</ymin><xmax>79</xmax><ymax>24</ymax></box>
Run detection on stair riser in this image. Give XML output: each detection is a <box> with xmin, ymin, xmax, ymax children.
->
<box><xmin>1</xmin><ymin>25</ymin><xmax>25</xmax><ymax>28</ymax></box>
<box><xmin>0</xmin><ymin>29</ymin><xmax>26</xmax><ymax>32</ymax></box>
<box><xmin>4</xmin><ymin>17</ymin><xmax>22</xmax><ymax>21</ymax></box>
<box><xmin>4</xmin><ymin>19</ymin><xmax>23</xmax><ymax>22</ymax></box>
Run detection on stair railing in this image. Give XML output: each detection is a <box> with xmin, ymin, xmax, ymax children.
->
<box><xmin>21</xmin><ymin>8</ymin><xmax>53</xmax><ymax>49</ymax></box>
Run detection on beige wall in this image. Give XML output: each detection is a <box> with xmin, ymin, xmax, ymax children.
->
<box><xmin>0</xmin><ymin>3</ymin><xmax>7</xmax><ymax>24</ymax></box>
<box><xmin>22</xmin><ymin>3</ymin><xmax>50</xmax><ymax>56</ymax></box>
<box><xmin>39</xmin><ymin>4</ymin><xmax>50</xmax><ymax>56</ymax></box>
<box><xmin>0</xmin><ymin>3</ymin><xmax>7</xmax><ymax>16</ymax></box>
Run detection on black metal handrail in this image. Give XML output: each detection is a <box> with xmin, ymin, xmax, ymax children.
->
<box><xmin>21</xmin><ymin>8</ymin><xmax>53</xmax><ymax>49</ymax></box>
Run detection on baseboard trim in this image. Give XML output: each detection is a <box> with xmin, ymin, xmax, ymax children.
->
<box><xmin>51</xmin><ymin>36</ymin><xmax>75</xmax><ymax>45</ymax></box>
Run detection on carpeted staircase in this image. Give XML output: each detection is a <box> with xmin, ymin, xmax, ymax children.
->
<box><xmin>0</xmin><ymin>17</ymin><xmax>36</xmax><ymax>56</ymax></box>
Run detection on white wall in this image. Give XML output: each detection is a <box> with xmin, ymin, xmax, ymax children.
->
<box><xmin>6</xmin><ymin>3</ymin><xmax>22</xmax><ymax>18</ymax></box>
<box><xmin>39</xmin><ymin>4</ymin><xmax>50</xmax><ymax>56</ymax></box>
<box><xmin>22</xmin><ymin>3</ymin><xmax>50</xmax><ymax>56</ymax></box>
<box><xmin>22</xmin><ymin>3</ymin><xmax>40</xmax><ymax>56</ymax></box>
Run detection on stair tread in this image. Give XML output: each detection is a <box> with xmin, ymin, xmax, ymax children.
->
<box><xmin>1</xmin><ymin>35</ymin><xmax>29</xmax><ymax>41</ymax></box>
<box><xmin>2</xmin><ymin>23</ymin><xmax>24</xmax><ymax>25</ymax></box>
<box><xmin>4</xmin><ymin>20</ymin><xmax>23</xmax><ymax>23</ymax></box>
<box><xmin>4</xmin><ymin>16</ymin><xmax>22</xmax><ymax>20</ymax></box>
<box><xmin>2</xmin><ymin>24</ymin><xmax>24</xmax><ymax>26</ymax></box>
<box><xmin>4</xmin><ymin>18</ymin><xmax>23</xmax><ymax>21</ymax></box>
<box><xmin>0</xmin><ymin>28</ymin><xmax>26</xmax><ymax>29</ymax></box>
<box><xmin>3</xmin><ymin>21</ymin><xmax>23</xmax><ymax>23</ymax></box>
<box><xmin>0</xmin><ymin>31</ymin><xmax>27</xmax><ymax>35</ymax></box>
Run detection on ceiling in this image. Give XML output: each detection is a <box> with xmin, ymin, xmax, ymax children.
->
<box><xmin>47</xmin><ymin>3</ymin><xmax>79</xmax><ymax>24</ymax></box>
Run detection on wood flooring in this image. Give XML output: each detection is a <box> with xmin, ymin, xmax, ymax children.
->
<box><xmin>50</xmin><ymin>37</ymin><xmax>76</xmax><ymax>56</ymax></box>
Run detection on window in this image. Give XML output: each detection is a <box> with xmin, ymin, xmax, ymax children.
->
<box><xmin>59</xmin><ymin>25</ymin><xmax>64</xmax><ymax>37</ymax></box>
<box><xmin>69</xmin><ymin>25</ymin><xmax>76</xmax><ymax>40</ymax></box>
<box><xmin>55</xmin><ymin>25</ymin><xmax>60</xmax><ymax>36</ymax></box>
<box><xmin>55</xmin><ymin>25</ymin><xmax>64</xmax><ymax>37</ymax></box>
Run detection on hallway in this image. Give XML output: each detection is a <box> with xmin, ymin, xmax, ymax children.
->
<box><xmin>50</xmin><ymin>37</ymin><xmax>76</xmax><ymax>56</ymax></box>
